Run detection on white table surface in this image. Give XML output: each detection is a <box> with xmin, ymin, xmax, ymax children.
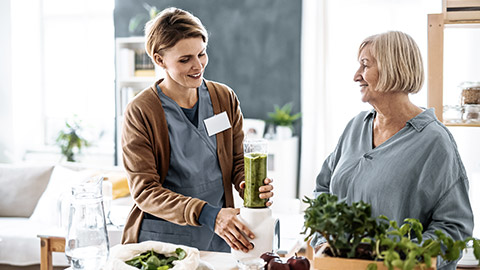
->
<box><xmin>199</xmin><ymin>251</ymin><xmax>238</xmax><ymax>270</ymax></box>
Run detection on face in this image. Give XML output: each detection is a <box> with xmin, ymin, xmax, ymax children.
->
<box><xmin>155</xmin><ymin>37</ymin><xmax>208</xmax><ymax>90</ymax></box>
<box><xmin>353</xmin><ymin>44</ymin><xmax>380</xmax><ymax>103</ymax></box>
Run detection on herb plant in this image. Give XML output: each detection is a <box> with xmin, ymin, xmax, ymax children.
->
<box><xmin>302</xmin><ymin>193</ymin><xmax>387</xmax><ymax>258</ymax></box>
<box><xmin>125</xmin><ymin>248</ymin><xmax>186</xmax><ymax>270</ymax></box>
<box><xmin>302</xmin><ymin>193</ymin><xmax>480</xmax><ymax>270</ymax></box>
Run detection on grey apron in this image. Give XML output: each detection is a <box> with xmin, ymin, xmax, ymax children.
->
<box><xmin>138</xmin><ymin>81</ymin><xmax>229</xmax><ymax>252</ymax></box>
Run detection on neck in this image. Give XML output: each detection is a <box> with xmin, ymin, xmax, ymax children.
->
<box><xmin>159</xmin><ymin>76</ymin><xmax>198</xmax><ymax>108</ymax></box>
<box><xmin>371</xmin><ymin>92</ymin><xmax>422</xmax><ymax>128</ymax></box>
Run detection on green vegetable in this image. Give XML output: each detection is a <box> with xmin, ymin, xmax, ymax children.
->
<box><xmin>302</xmin><ymin>193</ymin><xmax>480</xmax><ymax>270</ymax></box>
<box><xmin>125</xmin><ymin>248</ymin><xmax>186</xmax><ymax>270</ymax></box>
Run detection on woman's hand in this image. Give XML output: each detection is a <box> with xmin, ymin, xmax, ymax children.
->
<box><xmin>240</xmin><ymin>178</ymin><xmax>274</xmax><ymax>206</ymax></box>
<box><xmin>214</xmin><ymin>208</ymin><xmax>255</xmax><ymax>253</ymax></box>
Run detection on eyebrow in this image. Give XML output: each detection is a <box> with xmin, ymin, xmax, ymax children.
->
<box><xmin>179</xmin><ymin>49</ymin><xmax>206</xmax><ymax>58</ymax></box>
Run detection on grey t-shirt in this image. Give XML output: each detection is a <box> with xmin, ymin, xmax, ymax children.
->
<box><xmin>314</xmin><ymin>108</ymin><xmax>473</xmax><ymax>269</ymax></box>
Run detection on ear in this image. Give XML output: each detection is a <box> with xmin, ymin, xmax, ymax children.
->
<box><xmin>153</xmin><ymin>53</ymin><xmax>165</xmax><ymax>68</ymax></box>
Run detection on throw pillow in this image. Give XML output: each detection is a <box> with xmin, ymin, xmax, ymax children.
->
<box><xmin>0</xmin><ymin>163</ymin><xmax>54</xmax><ymax>217</ymax></box>
<box><xmin>102</xmin><ymin>172</ymin><xmax>130</xmax><ymax>200</ymax></box>
<box><xmin>29</xmin><ymin>165</ymin><xmax>97</xmax><ymax>226</ymax></box>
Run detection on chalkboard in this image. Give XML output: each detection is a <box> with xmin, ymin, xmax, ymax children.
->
<box><xmin>114</xmin><ymin>0</ymin><xmax>302</xmax><ymax>136</ymax></box>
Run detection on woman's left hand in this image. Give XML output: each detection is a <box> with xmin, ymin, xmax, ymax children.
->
<box><xmin>240</xmin><ymin>178</ymin><xmax>274</xmax><ymax>206</ymax></box>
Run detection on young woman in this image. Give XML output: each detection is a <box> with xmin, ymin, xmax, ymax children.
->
<box><xmin>121</xmin><ymin>7</ymin><xmax>273</xmax><ymax>253</ymax></box>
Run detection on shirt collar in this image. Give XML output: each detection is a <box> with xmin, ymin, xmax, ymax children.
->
<box><xmin>363</xmin><ymin>108</ymin><xmax>437</xmax><ymax>132</ymax></box>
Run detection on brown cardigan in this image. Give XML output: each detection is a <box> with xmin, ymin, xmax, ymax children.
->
<box><xmin>121</xmin><ymin>79</ymin><xmax>245</xmax><ymax>244</ymax></box>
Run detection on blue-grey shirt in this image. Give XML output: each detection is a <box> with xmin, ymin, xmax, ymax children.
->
<box><xmin>314</xmin><ymin>108</ymin><xmax>473</xmax><ymax>269</ymax></box>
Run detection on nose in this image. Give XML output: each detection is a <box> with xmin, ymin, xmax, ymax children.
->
<box><xmin>192</xmin><ymin>57</ymin><xmax>202</xmax><ymax>70</ymax></box>
<box><xmin>353</xmin><ymin>67</ymin><xmax>362</xmax><ymax>82</ymax></box>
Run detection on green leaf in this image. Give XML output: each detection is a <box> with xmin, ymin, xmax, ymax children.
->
<box><xmin>473</xmin><ymin>239</ymin><xmax>480</xmax><ymax>260</ymax></box>
<box><xmin>146</xmin><ymin>254</ymin><xmax>161</xmax><ymax>266</ymax></box>
<box><xmin>175</xmin><ymin>248</ymin><xmax>186</xmax><ymax>260</ymax></box>
<box><xmin>367</xmin><ymin>263</ymin><xmax>378</xmax><ymax>270</ymax></box>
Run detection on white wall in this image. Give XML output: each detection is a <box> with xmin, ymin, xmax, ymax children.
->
<box><xmin>0</xmin><ymin>0</ymin><xmax>13</xmax><ymax>162</ymax></box>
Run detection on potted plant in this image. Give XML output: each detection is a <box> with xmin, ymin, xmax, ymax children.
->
<box><xmin>128</xmin><ymin>4</ymin><xmax>160</xmax><ymax>36</ymax></box>
<box><xmin>55</xmin><ymin>117</ymin><xmax>90</xmax><ymax>162</ymax></box>
<box><xmin>302</xmin><ymin>193</ymin><xmax>480</xmax><ymax>270</ymax></box>
<box><xmin>267</xmin><ymin>102</ymin><xmax>301</xmax><ymax>139</ymax></box>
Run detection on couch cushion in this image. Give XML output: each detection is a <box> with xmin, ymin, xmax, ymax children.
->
<box><xmin>0</xmin><ymin>163</ymin><xmax>54</xmax><ymax>217</ymax></box>
<box><xmin>29</xmin><ymin>165</ymin><xmax>97</xmax><ymax>226</ymax></box>
<box><xmin>0</xmin><ymin>217</ymin><xmax>69</xmax><ymax>266</ymax></box>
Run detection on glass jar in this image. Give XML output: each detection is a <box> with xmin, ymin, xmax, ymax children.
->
<box><xmin>460</xmin><ymin>82</ymin><xmax>480</xmax><ymax>105</ymax></box>
<box><xmin>237</xmin><ymin>258</ymin><xmax>266</xmax><ymax>270</ymax></box>
<box><xmin>463</xmin><ymin>104</ymin><xmax>480</xmax><ymax>123</ymax></box>
<box><xmin>65</xmin><ymin>176</ymin><xmax>109</xmax><ymax>270</ymax></box>
<box><xmin>443</xmin><ymin>105</ymin><xmax>463</xmax><ymax>124</ymax></box>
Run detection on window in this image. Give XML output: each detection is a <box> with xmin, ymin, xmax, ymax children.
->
<box><xmin>11</xmin><ymin>0</ymin><xmax>115</xmax><ymax>165</ymax></box>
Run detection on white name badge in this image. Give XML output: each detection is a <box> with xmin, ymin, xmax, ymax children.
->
<box><xmin>204</xmin><ymin>111</ymin><xmax>231</xmax><ymax>136</ymax></box>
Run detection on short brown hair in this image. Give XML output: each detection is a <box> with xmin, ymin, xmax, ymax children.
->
<box><xmin>144</xmin><ymin>7</ymin><xmax>208</xmax><ymax>59</ymax></box>
<box><xmin>359</xmin><ymin>31</ymin><xmax>424</xmax><ymax>94</ymax></box>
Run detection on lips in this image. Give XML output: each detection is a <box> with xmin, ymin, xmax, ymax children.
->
<box><xmin>188</xmin><ymin>73</ymin><xmax>202</xmax><ymax>79</ymax></box>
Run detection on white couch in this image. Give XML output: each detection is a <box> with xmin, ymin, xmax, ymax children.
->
<box><xmin>0</xmin><ymin>163</ymin><xmax>133</xmax><ymax>269</ymax></box>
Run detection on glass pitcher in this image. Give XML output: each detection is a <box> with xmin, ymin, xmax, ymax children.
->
<box><xmin>65</xmin><ymin>176</ymin><xmax>109</xmax><ymax>270</ymax></box>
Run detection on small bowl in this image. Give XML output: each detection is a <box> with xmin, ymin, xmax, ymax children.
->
<box><xmin>237</xmin><ymin>257</ymin><xmax>266</xmax><ymax>270</ymax></box>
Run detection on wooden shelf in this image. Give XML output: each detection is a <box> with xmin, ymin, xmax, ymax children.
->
<box><xmin>427</xmin><ymin>11</ymin><xmax>480</xmax><ymax>124</ymax></box>
<box><xmin>445</xmin><ymin>122</ymin><xmax>480</xmax><ymax>127</ymax></box>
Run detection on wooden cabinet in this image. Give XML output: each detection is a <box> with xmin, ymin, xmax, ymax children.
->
<box><xmin>427</xmin><ymin>3</ymin><xmax>480</xmax><ymax>126</ymax></box>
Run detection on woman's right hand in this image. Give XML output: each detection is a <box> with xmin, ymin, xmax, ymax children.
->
<box><xmin>214</xmin><ymin>208</ymin><xmax>255</xmax><ymax>253</ymax></box>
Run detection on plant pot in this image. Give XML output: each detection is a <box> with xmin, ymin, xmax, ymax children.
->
<box><xmin>275</xmin><ymin>126</ymin><xmax>293</xmax><ymax>139</ymax></box>
<box><xmin>313</xmin><ymin>255</ymin><xmax>437</xmax><ymax>270</ymax></box>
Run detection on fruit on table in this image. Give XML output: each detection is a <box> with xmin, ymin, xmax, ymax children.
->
<box><xmin>287</xmin><ymin>254</ymin><xmax>310</xmax><ymax>270</ymax></box>
<box><xmin>261</xmin><ymin>251</ymin><xmax>311</xmax><ymax>270</ymax></box>
<box><xmin>260</xmin><ymin>251</ymin><xmax>281</xmax><ymax>264</ymax></box>
<box><xmin>267</xmin><ymin>258</ymin><xmax>290</xmax><ymax>270</ymax></box>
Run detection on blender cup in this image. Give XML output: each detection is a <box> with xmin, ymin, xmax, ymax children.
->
<box><xmin>243</xmin><ymin>138</ymin><xmax>268</xmax><ymax>208</ymax></box>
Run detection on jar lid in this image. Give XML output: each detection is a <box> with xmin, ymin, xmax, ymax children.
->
<box><xmin>459</xmin><ymin>81</ymin><xmax>480</xmax><ymax>90</ymax></box>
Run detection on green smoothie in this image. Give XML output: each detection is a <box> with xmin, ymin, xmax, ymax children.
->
<box><xmin>244</xmin><ymin>152</ymin><xmax>268</xmax><ymax>208</ymax></box>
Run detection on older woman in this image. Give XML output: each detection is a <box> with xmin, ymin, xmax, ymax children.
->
<box><xmin>313</xmin><ymin>31</ymin><xmax>473</xmax><ymax>269</ymax></box>
<box><xmin>121</xmin><ymin>7</ymin><xmax>273</xmax><ymax>253</ymax></box>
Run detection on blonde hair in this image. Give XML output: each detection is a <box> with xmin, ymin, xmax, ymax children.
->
<box><xmin>144</xmin><ymin>7</ymin><xmax>208</xmax><ymax>60</ymax></box>
<box><xmin>359</xmin><ymin>31</ymin><xmax>424</xmax><ymax>94</ymax></box>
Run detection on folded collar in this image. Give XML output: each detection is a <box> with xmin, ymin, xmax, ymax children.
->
<box><xmin>363</xmin><ymin>108</ymin><xmax>437</xmax><ymax>132</ymax></box>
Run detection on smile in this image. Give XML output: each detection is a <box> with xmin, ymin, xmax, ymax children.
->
<box><xmin>188</xmin><ymin>73</ymin><xmax>202</xmax><ymax>79</ymax></box>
